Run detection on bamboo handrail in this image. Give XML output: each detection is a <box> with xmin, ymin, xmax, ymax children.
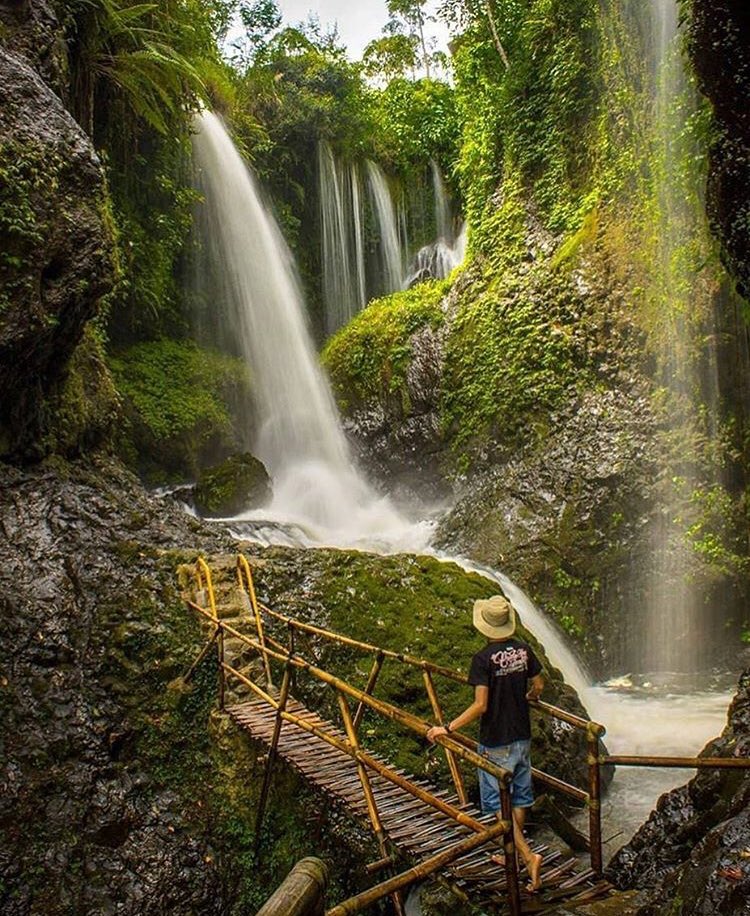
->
<box><xmin>187</xmin><ymin>599</ymin><xmax>515</xmax><ymax>786</ymax></box>
<box><xmin>195</xmin><ymin>556</ymin><xmax>218</xmax><ymax>620</ymax></box>
<box><xmin>601</xmin><ymin>755</ymin><xmax>750</xmax><ymax>769</ymax></box>
<box><xmin>237</xmin><ymin>554</ymin><xmax>273</xmax><ymax>685</ymax></box>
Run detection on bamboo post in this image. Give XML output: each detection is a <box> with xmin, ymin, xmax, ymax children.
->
<box><xmin>255</xmin><ymin>663</ymin><xmax>292</xmax><ymax>850</ymax></box>
<box><xmin>196</xmin><ymin>557</ymin><xmax>217</xmax><ymax>620</ymax></box>
<box><xmin>337</xmin><ymin>690</ymin><xmax>405</xmax><ymax>916</ymax></box>
<box><xmin>422</xmin><ymin>670</ymin><xmax>468</xmax><ymax>806</ymax></box>
<box><xmin>218</xmin><ymin>626</ymin><xmax>225</xmax><ymax>711</ymax></box>
<box><xmin>237</xmin><ymin>554</ymin><xmax>274</xmax><ymax>686</ymax></box>
<box><xmin>587</xmin><ymin>724</ymin><xmax>603</xmax><ymax>875</ymax></box>
<box><xmin>182</xmin><ymin>630</ymin><xmax>218</xmax><ymax>683</ymax></box>
<box><xmin>499</xmin><ymin>786</ymin><xmax>522</xmax><ymax>916</ymax></box>
<box><xmin>325</xmin><ymin>819</ymin><xmax>509</xmax><ymax>916</ymax></box>
<box><xmin>353</xmin><ymin>651</ymin><xmax>384</xmax><ymax>733</ymax></box>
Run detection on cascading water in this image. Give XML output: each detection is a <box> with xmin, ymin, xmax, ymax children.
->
<box><xmin>405</xmin><ymin>223</ymin><xmax>467</xmax><ymax>287</ymax></box>
<box><xmin>193</xmin><ymin>112</ymin><xmax>428</xmax><ymax>547</ymax></box>
<box><xmin>192</xmin><ymin>109</ymin><xmax>731</xmax><ymax>852</ymax></box>
<box><xmin>366</xmin><ymin>161</ymin><xmax>405</xmax><ymax>294</ymax></box>
<box><xmin>431</xmin><ymin>159</ymin><xmax>453</xmax><ymax>243</ymax></box>
<box><xmin>640</xmin><ymin>0</ymin><xmax>723</xmax><ymax>673</ymax></box>
<box><xmin>318</xmin><ymin>141</ymin><xmax>367</xmax><ymax>335</ymax></box>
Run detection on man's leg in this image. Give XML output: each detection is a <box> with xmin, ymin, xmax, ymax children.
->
<box><xmin>508</xmin><ymin>741</ymin><xmax>542</xmax><ymax>891</ymax></box>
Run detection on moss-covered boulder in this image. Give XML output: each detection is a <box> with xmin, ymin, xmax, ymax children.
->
<box><xmin>194</xmin><ymin>452</ymin><xmax>271</xmax><ymax>516</ymax></box>
<box><xmin>242</xmin><ymin>546</ymin><xmax>596</xmax><ymax>798</ymax></box>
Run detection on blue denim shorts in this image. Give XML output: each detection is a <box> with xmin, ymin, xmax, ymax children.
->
<box><xmin>478</xmin><ymin>740</ymin><xmax>534</xmax><ymax>812</ymax></box>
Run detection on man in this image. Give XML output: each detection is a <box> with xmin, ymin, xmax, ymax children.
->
<box><xmin>427</xmin><ymin>594</ymin><xmax>544</xmax><ymax>892</ymax></box>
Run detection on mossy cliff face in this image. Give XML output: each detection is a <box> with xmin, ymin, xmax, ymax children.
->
<box><xmin>322</xmin><ymin>0</ymin><xmax>750</xmax><ymax>675</ymax></box>
<box><xmin>0</xmin><ymin>7</ymin><xmax>117</xmax><ymax>460</ymax></box>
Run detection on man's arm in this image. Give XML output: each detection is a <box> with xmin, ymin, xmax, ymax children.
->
<box><xmin>526</xmin><ymin>673</ymin><xmax>544</xmax><ymax>701</ymax></box>
<box><xmin>426</xmin><ymin>685</ymin><xmax>488</xmax><ymax>743</ymax></box>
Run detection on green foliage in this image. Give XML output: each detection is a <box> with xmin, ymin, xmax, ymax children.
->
<box><xmin>441</xmin><ymin>264</ymin><xmax>588</xmax><ymax>457</ymax></box>
<box><xmin>322</xmin><ymin>280</ymin><xmax>448</xmax><ymax>413</ymax></box>
<box><xmin>109</xmin><ymin>338</ymin><xmax>251</xmax><ymax>479</ymax></box>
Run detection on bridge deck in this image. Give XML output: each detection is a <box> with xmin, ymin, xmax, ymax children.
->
<box><xmin>227</xmin><ymin>698</ymin><xmax>611</xmax><ymax>912</ymax></box>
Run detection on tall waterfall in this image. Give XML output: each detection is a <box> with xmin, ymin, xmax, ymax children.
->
<box><xmin>192</xmin><ymin>112</ymin><xmax>427</xmax><ymax>546</ymax></box>
<box><xmin>641</xmin><ymin>0</ymin><xmax>721</xmax><ymax>672</ymax></box>
<box><xmin>318</xmin><ymin>142</ymin><xmax>367</xmax><ymax>335</ymax></box>
<box><xmin>366</xmin><ymin>161</ymin><xmax>404</xmax><ymax>294</ymax></box>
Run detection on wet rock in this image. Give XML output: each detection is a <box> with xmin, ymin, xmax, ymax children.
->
<box><xmin>0</xmin><ymin>456</ymin><xmax>233</xmax><ymax>914</ymax></box>
<box><xmin>607</xmin><ymin>669</ymin><xmax>750</xmax><ymax>914</ymax></box>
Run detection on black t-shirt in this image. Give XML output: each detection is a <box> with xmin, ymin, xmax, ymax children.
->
<box><xmin>468</xmin><ymin>638</ymin><xmax>543</xmax><ymax>747</ymax></box>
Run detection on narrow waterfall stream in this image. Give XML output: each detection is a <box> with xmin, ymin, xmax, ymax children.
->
<box><xmin>191</xmin><ymin>109</ymin><xmax>733</xmax><ymax>856</ymax></box>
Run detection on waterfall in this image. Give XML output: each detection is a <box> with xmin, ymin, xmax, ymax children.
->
<box><xmin>640</xmin><ymin>0</ymin><xmax>721</xmax><ymax>673</ymax></box>
<box><xmin>192</xmin><ymin>112</ymin><xmax>429</xmax><ymax>546</ymax></box>
<box><xmin>431</xmin><ymin>160</ymin><xmax>453</xmax><ymax>242</ymax></box>
<box><xmin>318</xmin><ymin>141</ymin><xmax>367</xmax><ymax>335</ymax></box>
<box><xmin>366</xmin><ymin>161</ymin><xmax>404</xmax><ymax>294</ymax></box>
<box><xmin>405</xmin><ymin>223</ymin><xmax>468</xmax><ymax>287</ymax></box>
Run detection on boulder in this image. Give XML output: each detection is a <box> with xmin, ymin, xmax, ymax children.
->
<box><xmin>194</xmin><ymin>452</ymin><xmax>272</xmax><ymax>516</ymax></box>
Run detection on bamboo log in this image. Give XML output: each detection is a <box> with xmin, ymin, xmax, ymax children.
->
<box><xmin>325</xmin><ymin>819</ymin><xmax>509</xmax><ymax>916</ymax></box>
<box><xmin>257</xmin><ymin>857</ymin><xmax>328</xmax><ymax>916</ymax></box>
<box><xmin>182</xmin><ymin>630</ymin><xmax>218</xmax><ymax>683</ymax></box>
<box><xmin>353</xmin><ymin>652</ymin><xmax>384</xmax><ymax>732</ymax></box>
<box><xmin>587</xmin><ymin>732</ymin><xmax>603</xmax><ymax>875</ymax></box>
<box><xmin>195</xmin><ymin>557</ymin><xmax>217</xmax><ymax>619</ymax></box>
<box><xmin>237</xmin><ymin>554</ymin><xmax>273</xmax><ymax>686</ymax></box>
<box><xmin>255</xmin><ymin>664</ymin><xmax>292</xmax><ymax>849</ymax></box>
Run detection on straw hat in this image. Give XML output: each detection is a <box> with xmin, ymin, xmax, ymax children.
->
<box><xmin>473</xmin><ymin>595</ymin><xmax>516</xmax><ymax>640</ymax></box>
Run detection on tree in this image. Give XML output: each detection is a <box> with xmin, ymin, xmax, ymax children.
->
<box><xmin>362</xmin><ymin>33</ymin><xmax>419</xmax><ymax>83</ymax></box>
<box><xmin>386</xmin><ymin>0</ymin><xmax>434</xmax><ymax>78</ymax></box>
<box><xmin>229</xmin><ymin>0</ymin><xmax>282</xmax><ymax>68</ymax></box>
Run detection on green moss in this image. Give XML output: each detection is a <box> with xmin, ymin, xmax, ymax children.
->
<box><xmin>322</xmin><ymin>280</ymin><xmax>448</xmax><ymax>414</ymax></box>
<box><xmin>109</xmin><ymin>339</ymin><xmax>252</xmax><ymax>481</ymax></box>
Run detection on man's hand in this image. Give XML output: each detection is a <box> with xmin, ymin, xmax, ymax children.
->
<box><xmin>426</xmin><ymin>725</ymin><xmax>448</xmax><ymax>743</ymax></box>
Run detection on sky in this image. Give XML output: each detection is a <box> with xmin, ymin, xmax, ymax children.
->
<box><xmin>272</xmin><ymin>0</ymin><xmax>451</xmax><ymax>61</ymax></box>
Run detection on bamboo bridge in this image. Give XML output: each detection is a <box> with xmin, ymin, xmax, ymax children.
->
<box><xmin>182</xmin><ymin>555</ymin><xmax>750</xmax><ymax>916</ymax></box>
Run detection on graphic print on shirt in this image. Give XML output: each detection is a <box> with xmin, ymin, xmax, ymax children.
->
<box><xmin>489</xmin><ymin>646</ymin><xmax>528</xmax><ymax>676</ymax></box>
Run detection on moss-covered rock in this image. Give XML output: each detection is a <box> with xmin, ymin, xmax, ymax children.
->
<box><xmin>242</xmin><ymin>546</ymin><xmax>595</xmax><ymax>797</ymax></box>
<box><xmin>194</xmin><ymin>452</ymin><xmax>271</xmax><ymax>516</ymax></box>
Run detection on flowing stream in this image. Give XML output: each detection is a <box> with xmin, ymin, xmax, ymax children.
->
<box><xmin>191</xmin><ymin>108</ymin><xmax>733</xmax><ymax>855</ymax></box>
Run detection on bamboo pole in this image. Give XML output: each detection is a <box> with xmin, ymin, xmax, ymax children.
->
<box><xmin>602</xmin><ymin>755</ymin><xmax>750</xmax><ymax>769</ymax></box>
<box><xmin>256</xmin><ymin>857</ymin><xmax>328</xmax><ymax>916</ymax></box>
<box><xmin>255</xmin><ymin>663</ymin><xmax>292</xmax><ymax>850</ymax></box>
<box><xmin>587</xmin><ymin>726</ymin><xmax>603</xmax><ymax>875</ymax></box>
<box><xmin>337</xmin><ymin>690</ymin><xmax>405</xmax><ymax>916</ymax></box>
<box><xmin>422</xmin><ymin>670</ymin><xmax>468</xmax><ymax>806</ymax></box>
<box><xmin>325</xmin><ymin>819</ymin><xmax>509</xmax><ymax>916</ymax></box>
<box><xmin>182</xmin><ymin>630</ymin><xmax>218</xmax><ymax>683</ymax></box>
<box><xmin>353</xmin><ymin>652</ymin><xmax>384</xmax><ymax>732</ymax></box>
<box><xmin>218</xmin><ymin>625</ymin><xmax>225</xmax><ymax>711</ymax></box>
<box><xmin>196</xmin><ymin>557</ymin><xmax>217</xmax><ymax>620</ymax></box>
<box><xmin>237</xmin><ymin>554</ymin><xmax>273</xmax><ymax>686</ymax></box>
